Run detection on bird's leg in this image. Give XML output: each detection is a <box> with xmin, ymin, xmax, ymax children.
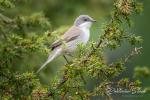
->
<box><xmin>63</xmin><ymin>55</ymin><xmax>70</xmax><ymax>63</ymax></box>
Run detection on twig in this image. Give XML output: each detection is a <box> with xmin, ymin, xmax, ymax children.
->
<box><xmin>0</xmin><ymin>13</ymin><xmax>15</xmax><ymax>39</ymax></box>
<box><xmin>124</xmin><ymin>47</ymin><xmax>142</xmax><ymax>63</ymax></box>
<box><xmin>77</xmin><ymin>87</ymin><xmax>84</xmax><ymax>100</ymax></box>
<box><xmin>0</xmin><ymin>13</ymin><xmax>14</xmax><ymax>24</ymax></box>
<box><xmin>81</xmin><ymin>39</ymin><xmax>103</xmax><ymax>63</ymax></box>
<box><xmin>60</xmin><ymin>90</ymin><xmax>68</xmax><ymax>100</ymax></box>
<box><xmin>56</xmin><ymin>69</ymin><xmax>68</xmax><ymax>89</ymax></box>
<box><xmin>79</xmin><ymin>71</ymin><xmax>86</xmax><ymax>84</ymax></box>
<box><xmin>109</xmin><ymin>47</ymin><xmax>142</xmax><ymax>67</ymax></box>
<box><xmin>0</xmin><ymin>32</ymin><xmax>8</xmax><ymax>39</ymax></box>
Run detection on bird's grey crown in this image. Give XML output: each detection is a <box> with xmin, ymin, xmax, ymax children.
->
<box><xmin>74</xmin><ymin>15</ymin><xmax>95</xmax><ymax>26</ymax></box>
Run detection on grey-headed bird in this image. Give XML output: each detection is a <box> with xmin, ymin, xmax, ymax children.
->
<box><xmin>37</xmin><ymin>15</ymin><xmax>96</xmax><ymax>73</ymax></box>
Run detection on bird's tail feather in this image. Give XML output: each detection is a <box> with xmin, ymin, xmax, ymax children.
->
<box><xmin>36</xmin><ymin>48</ymin><xmax>62</xmax><ymax>73</ymax></box>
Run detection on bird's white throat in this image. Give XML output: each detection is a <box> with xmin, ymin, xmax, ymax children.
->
<box><xmin>78</xmin><ymin>22</ymin><xmax>92</xmax><ymax>34</ymax></box>
<box><xmin>78</xmin><ymin>22</ymin><xmax>91</xmax><ymax>44</ymax></box>
<box><xmin>79</xmin><ymin>22</ymin><xmax>92</xmax><ymax>29</ymax></box>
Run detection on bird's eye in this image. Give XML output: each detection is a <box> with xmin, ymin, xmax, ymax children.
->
<box><xmin>84</xmin><ymin>19</ymin><xmax>88</xmax><ymax>21</ymax></box>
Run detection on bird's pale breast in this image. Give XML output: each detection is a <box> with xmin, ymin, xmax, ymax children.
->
<box><xmin>64</xmin><ymin>27</ymin><xmax>90</xmax><ymax>53</ymax></box>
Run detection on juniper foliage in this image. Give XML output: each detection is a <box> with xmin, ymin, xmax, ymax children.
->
<box><xmin>0</xmin><ymin>0</ymin><xmax>148</xmax><ymax>100</ymax></box>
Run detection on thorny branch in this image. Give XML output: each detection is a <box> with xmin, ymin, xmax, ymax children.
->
<box><xmin>109</xmin><ymin>47</ymin><xmax>143</xmax><ymax>67</ymax></box>
<box><xmin>124</xmin><ymin>47</ymin><xmax>142</xmax><ymax>63</ymax></box>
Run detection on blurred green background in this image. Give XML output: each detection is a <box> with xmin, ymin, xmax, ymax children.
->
<box><xmin>3</xmin><ymin>0</ymin><xmax>150</xmax><ymax>99</ymax></box>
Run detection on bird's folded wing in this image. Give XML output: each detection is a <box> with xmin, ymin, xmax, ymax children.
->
<box><xmin>50</xmin><ymin>26</ymin><xmax>83</xmax><ymax>50</ymax></box>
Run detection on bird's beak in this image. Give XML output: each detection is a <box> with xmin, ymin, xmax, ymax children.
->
<box><xmin>91</xmin><ymin>19</ymin><xmax>96</xmax><ymax>22</ymax></box>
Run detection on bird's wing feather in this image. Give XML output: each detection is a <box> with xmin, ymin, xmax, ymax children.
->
<box><xmin>50</xmin><ymin>26</ymin><xmax>83</xmax><ymax>50</ymax></box>
<box><xmin>50</xmin><ymin>40</ymin><xmax>62</xmax><ymax>50</ymax></box>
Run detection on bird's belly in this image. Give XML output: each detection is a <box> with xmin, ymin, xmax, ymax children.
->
<box><xmin>64</xmin><ymin>31</ymin><xmax>90</xmax><ymax>53</ymax></box>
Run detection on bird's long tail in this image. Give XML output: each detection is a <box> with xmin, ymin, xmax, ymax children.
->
<box><xmin>36</xmin><ymin>48</ymin><xmax>62</xmax><ymax>73</ymax></box>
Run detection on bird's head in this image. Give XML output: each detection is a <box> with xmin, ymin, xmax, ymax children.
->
<box><xmin>74</xmin><ymin>15</ymin><xmax>96</xmax><ymax>29</ymax></box>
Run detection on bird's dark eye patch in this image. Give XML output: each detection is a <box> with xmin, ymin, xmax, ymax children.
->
<box><xmin>84</xmin><ymin>18</ymin><xmax>88</xmax><ymax>21</ymax></box>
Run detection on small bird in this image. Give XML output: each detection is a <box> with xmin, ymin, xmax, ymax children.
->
<box><xmin>37</xmin><ymin>15</ymin><xmax>96</xmax><ymax>73</ymax></box>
